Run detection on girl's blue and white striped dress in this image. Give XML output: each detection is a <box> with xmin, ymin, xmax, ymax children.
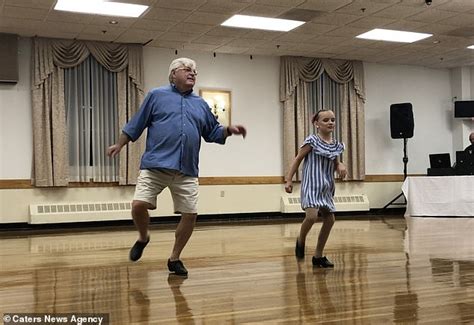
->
<box><xmin>300</xmin><ymin>134</ymin><xmax>345</xmax><ymax>212</ymax></box>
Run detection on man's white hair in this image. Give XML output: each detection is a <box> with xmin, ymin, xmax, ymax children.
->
<box><xmin>168</xmin><ymin>57</ymin><xmax>197</xmax><ymax>83</ymax></box>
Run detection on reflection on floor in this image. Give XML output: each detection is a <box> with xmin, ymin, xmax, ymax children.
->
<box><xmin>0</xmin><ymin>216</ymin><xmax>473</xmax><ymax>324</ymax></box>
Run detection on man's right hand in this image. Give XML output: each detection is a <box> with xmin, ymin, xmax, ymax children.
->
<box><xmin>285</xmin><ymin>181</ymin><xmax>293</xmax><ymax>193</ymax></box>
<box><xmin>107</xmin><ymin>133</ymin><xmax>131</xmax><ymax>157</ymax></box>
<box><xmin>228</xmin><ymin>125</ymin><xmax>247</xmax><ymax>138</ymax></box>
<box><xmin>107</xmin><ymin>144</ymin><xmax>122</xmax><ymax>157</ymax></box>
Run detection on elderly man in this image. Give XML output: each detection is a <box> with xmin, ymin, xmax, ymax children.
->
<box><xmin>465</xmin><ymin>132</ymin><xmax>474</xmax><ymax>154</ymax></box>
<box><xmin>107</xmin><ymin>58</ymin><xmax>246</xmax><ymax>276</ymax></box>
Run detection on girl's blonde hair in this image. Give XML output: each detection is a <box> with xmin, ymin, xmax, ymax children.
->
<box><xmin>311</xmin><ymin>109</ymin><xmax>334</xmax><ymax>123</ymax></box>
<box><xmin>168</xmin><ymin>57</ymin><xmax>197</xmax><ymax>83</ymax></box>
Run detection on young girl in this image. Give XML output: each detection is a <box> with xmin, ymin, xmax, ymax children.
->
<box><xmin>285</xmin><ymin>109</ymin><xmax>347</xmax><ymax>268</ymax></box>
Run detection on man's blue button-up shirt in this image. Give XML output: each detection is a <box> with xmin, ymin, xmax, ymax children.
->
<box><xmin>123</xmin><ymin>85</ymin><xmax>226</xmax><ymax>177</ymax></box>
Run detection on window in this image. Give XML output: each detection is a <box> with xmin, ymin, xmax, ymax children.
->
<box><xmin>65</xmin><ymin>56</ymin><xmax>118</xmax><ymax>182</ymax></box>
<box><xmin>309</xmin><ymin>72</ymin><xmax>343</xmax><ymax>141</ymax></box>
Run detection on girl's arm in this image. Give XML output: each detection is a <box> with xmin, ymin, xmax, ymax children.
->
<box><xmin>285</xmin><ymin>144</ymin><xmax>312</xmax><ymax>193</ymax></box>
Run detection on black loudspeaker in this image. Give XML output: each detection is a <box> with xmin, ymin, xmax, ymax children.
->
<box><xmin>390</xmin><ymin>103</ymin><xmax>414</xmax><ymax>139</ymax></box>
<box><xmin>454</xmin><ymin>101</ymin><xmax>474</xmax><ymax>118</ymax></box>
<box><xmin>0</xmin><ymin>33</ymin><xmax>18</xmax><ymax>83</ymax></box>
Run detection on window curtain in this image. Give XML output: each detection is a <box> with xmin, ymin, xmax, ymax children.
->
<box><xmin>31</xmin><ymin>37</ymin><xmax>144</xmax><ymax>186</ymax></box>
<box><xmin>280</xmin><ymin>56</ymin><xmax>366</xmax><ymax>181</ymax></box>
<box><xmin>65</xmin><ymin>55</ymin><xmax>118</xmax><ymax>182</ymax></box>
<box><xmin>309</xmin><ymin>72</ymin><xmax>344</xmax><ymax>141</ymax></box>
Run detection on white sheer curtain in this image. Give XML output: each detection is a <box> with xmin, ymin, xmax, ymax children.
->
<box><xmin>309</xmin><ymin>72</ymin><xmax>344</xmax><ymax>142</ymax></box>
<box><xmin>65</xmin><ymin>55</ymin><xmax>118</xmax><ymax>182</ymax></box>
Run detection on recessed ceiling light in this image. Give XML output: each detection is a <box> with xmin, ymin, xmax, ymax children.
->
<box><xmin>109</xmin><ymin>20</ymin><xmax>118</xmax><ymax>24</ymax></box>
<box><xmin>468</xmin><ymin>45</ymin><xmax>474</xmax><ymax>49</ymax></box>
<box><xmin>356</xmin><ymin>28</ymin><xmax>432</xmax><ymax>43</ymax></box>
<box><xmin>54</xmin><ymin>0</ymin><xmax>148</xmax><ymax>18</ymax></box>
<box><xmin>221</xmin><ymin>14</ymin><xmax>305</xmax><ymax>32</ymax></box>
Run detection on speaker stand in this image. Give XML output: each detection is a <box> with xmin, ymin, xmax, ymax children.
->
<box><xmin>378</xmin><ymin>138</ymin><xmax>408</xmax><ymax>214</ymax></box>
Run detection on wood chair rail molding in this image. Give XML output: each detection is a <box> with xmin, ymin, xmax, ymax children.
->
<box><xmin>0</xmin><ymin>175</ymin><xmax>418</xmax><ymax>189</ymax></box>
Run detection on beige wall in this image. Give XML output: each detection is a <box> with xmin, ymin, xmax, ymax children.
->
<box><xmin>2</xmin><ymin>38</ymin><xmax>465</xmax><ymax>224</ymax></box>
<box><xmin>0</xmin><ymin>181</ymin><xmax>403</xmax><ymax>223</ymax></box>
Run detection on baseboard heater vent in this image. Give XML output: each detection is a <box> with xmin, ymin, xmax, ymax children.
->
<box><xmin>281</xmin><ymin>194</ymin><xmax>370</xmax><ymax>213</ymax></box>
<box><xmin>29</xmin><ymin>201</ymin><xmax>132</xmax><ymax>224</ymax></box>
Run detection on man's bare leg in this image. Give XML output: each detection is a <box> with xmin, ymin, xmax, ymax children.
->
<box><xmin>132</xmin><ymin>200</ymin><xmax>153</xmax><ymax>242</ymax></box>
<box><xmin>170</xmin><ymin>213</ymin><xmax>197</xmax><ymax>261</ymax></box>
<box><xmin>129</xmin><ymin>200</ymin><xmax>153</xmax><ymax>262</ymax></box>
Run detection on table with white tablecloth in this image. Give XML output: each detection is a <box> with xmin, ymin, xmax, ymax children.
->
<box><xmin>401</xmin><ymin>176</ymin><xmax>474</xmax><ymax>217</ymax></box>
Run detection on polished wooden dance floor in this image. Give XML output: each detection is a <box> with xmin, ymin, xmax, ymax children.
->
<box><xmin>1</xmin><ymin>216</ymin><xmax>473</xmax><ymax>324</ymax></box>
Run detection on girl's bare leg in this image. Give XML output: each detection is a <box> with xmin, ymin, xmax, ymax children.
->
<box><xmin>315</xmin><ymin>212</ymin><xmax>335</xmax><ymax>257</ymax></box>
<box><xmin>298</xmin><ymin>208</ymin><xmax>319</xmax><ymax>246</ymax></box>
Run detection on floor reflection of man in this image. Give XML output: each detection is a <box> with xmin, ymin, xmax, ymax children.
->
<box><xmin>127</xmin><ymin>266</ymin><xmax>150</xmax><ymax>324</ymax></box>
<box><xmin>168</xmin><ymin>274</ymin><xmax>194</xmax><ymax>324</ymax></box>
<box><xmin>129</xmin><ymin>288</ymin><xmax>150</xmax><ymax>323</ymax></box>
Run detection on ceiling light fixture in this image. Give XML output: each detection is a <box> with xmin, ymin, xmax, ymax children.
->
<box><xmin>221</xmin><ymin>14</ymin><xmax>305</xmax><ymax>32</ymax></box>
<box><xmin>356</xmin><ymin>28</ymin><xmax>432</xmax><ymax>43</ymax></box>
<box><xmin>54</xmin><ymin>0</ymin><xmax>148</xmax><ymax>18</ymax></box>
<box><xmin>468</xmin><ymin>45</ymin><xmax>474</xmax><ymax>49</ymax></box>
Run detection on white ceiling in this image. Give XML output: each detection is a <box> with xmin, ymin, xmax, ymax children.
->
<box><xmin>1</xmin><ymin>0</ymin><xmax>473</xmax><ymax>68</ymax></box>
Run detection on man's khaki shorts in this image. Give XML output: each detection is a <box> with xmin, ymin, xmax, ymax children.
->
<box><xmin>133</xmin><ymin>168</ymin><xmax>198</xmax><ymax>214</ymax></box>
